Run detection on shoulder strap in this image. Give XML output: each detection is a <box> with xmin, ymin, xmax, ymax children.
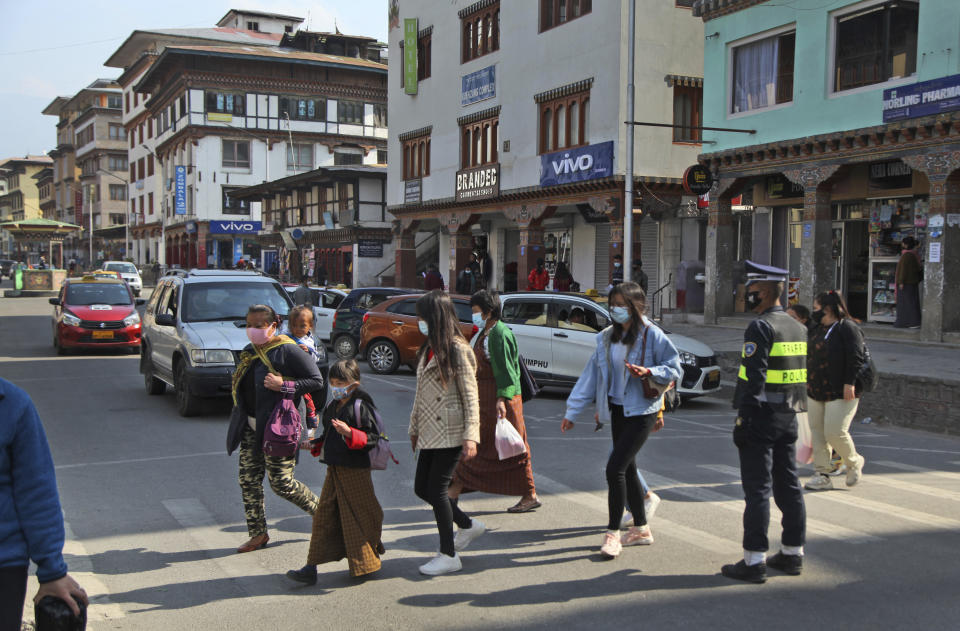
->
<box><xmin>252</xmin><ymin>336</ymin><xmax>295</xmax><ymax>375</ymax></box>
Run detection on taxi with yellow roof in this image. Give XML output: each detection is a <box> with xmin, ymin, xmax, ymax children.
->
<box><xmin>49</xmin><ymin>275</ymin><xmax>146</xmax><ymax>354</ymax></box>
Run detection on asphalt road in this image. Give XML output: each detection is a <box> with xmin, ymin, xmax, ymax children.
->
<box><xmin>3</xmin><ymin>281</ymin><xmax>960</xmax><ymax>630</ymax></box>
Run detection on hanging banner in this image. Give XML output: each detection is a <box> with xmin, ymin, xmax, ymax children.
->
<box><xmin>404</xmin><ymin>18</ymin><xmax>418</xmax><ymax>95</ymax></box>
<box><xmin>174</xmin><ymin>165</ymin><xmax>187</xmax><ymax>215</ymax></box>
<box><xmin>540</xmin><ymin>141</ymin><xmax>614</xmax><ymax>187</ymax></box>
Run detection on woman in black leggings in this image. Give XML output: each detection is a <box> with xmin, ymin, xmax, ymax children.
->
<box><xmin>561</xmin><ymin>282</ymin><xmax>682</xmax><ymax>559</ymax></box>
<box><xmin>408</xmin><ymin>291</ymin><xmax>482</xmax><ymax>575</ymax></box>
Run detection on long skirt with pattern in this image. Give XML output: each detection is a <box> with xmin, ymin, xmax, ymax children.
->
<box><xmin>452</xmin><ymin>336</ymin><xmax>536</xmax><ymax>497</ymax></box>
<box><xmin>306</xmin><ymin>465</ymin><xmax>384</xmax><ymax>577</ymax></box>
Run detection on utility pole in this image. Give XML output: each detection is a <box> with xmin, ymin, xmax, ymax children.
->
<box><xmin>623</xmin><ymin>0</ymin><xmax>636</xmax><ymax>284</ymax></box>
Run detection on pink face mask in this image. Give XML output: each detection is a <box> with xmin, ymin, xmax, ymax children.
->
<box><xmin>246</xmin><ymin>325</ymin><xmax>274</xmax><ymax>346</ymax></box>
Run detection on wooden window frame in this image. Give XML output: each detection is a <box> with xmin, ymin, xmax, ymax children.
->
<box><xmin>402</xmin><ymin>133</ymin><xmax>431</xmax><ymax>180</ymax></box>
<box><xmin>672</xmin><ymin>84</ymin><xmax>702</xmax><ymax>144</ymax></box>
<box><xmin>461</xmin><ymin>1</ymin><xmax>500</xmax><ymax>64</ymax></box>
<box><xmin>460</xmin><ymin>115</ymin><xmax>499</xmax><ymax>169</ymax></box>
<box><xmin>418</xmin><ymin>32</ymin><xmax>432</xmax><ymax>80</ymax></box>
<box><xmin>539</xmin><ymin>0</ymin><xmax>592</xmax><ymax>33</ymax></box>
<box><xmin>538</xmin><ymin>90</ymin><xmax>590</xmax><ymax>154</ymax></box>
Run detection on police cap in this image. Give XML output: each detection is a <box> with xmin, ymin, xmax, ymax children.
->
<box><xmin>744</xmin><ymin>260</ymin><xmax>788</xmax><ymax>286</ymax></box>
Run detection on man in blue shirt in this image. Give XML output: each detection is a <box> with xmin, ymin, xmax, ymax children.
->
<box><xmin>0</xmin><ymin>378</ymin><xmax>87</xmax><ymax>627</ymax></box>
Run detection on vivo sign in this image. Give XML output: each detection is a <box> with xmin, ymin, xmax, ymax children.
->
<box><xmin>209</xmin><ymin>220</ymin><xmax>262</xmax><ymax>234</ymax></box>
<box><xmin>540</xmin><ymin>141</ymin><xmax>614</xmax><ymax>187</ymax></box>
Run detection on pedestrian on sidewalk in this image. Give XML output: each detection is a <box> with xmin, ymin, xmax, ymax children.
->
<box><xmin>409</xmin><ymin>290</ymin><xmax>483</xmax><ymax>576</ymax></box>
<box><xmin>526</xmin><ymin>258</ymin><xmax>550</xmax><ymax>291</ymax></box>
<box><xmin>0</xmin><ymin>378</ymin><xmax>88</xmax><ymax>628</ymax></box>
<box><xmin>227</xmin><ymin>304</ymin><xmax>324</xmax><ymax>554</ymax></box>
<box><xmin>804</xmin><ymin>291</ymin><xmax>867</xmax><ymax>492</ymax></box>
<box><xmin>722</xmin><ymin>261</ymin><xmax>807</xmax><ymax>584</ymax></box>
<box><xmin>293</xmin><ymin>276</ymin><xmax>312</xmax><ymax>307</ymax></box>
<box><xmin>561</xmin><ymin>281</ymin><xmax>681</xmax><ymax>559</ymax></box>
<box><xmin>894</xmin><ymin>236</ymin><xmax>922</xmax><ymax>329</ymax></box>
<box><xmin>423</xmin><ymin>263</ymin><xmax>445</xmax><ymax>291</ymax></box>
<box><xmin>287</xmin><ymin>359</ymin><xmax>384</xmax><ymax>584</ymax></box>
<box><xmin>552</xmin><ymin>262</ymin><xmax>573</xmax><ymax>292</ymax></box>
<box><xmin>448</xmin><ymin>290</ymin><xmax>541</xmax><ymax>514</ymax></box>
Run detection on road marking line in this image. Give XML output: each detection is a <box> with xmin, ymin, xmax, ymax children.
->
<box><xmin>650</xmin><ymin>468</ymin><xmax>877</xmax><ymax>545</ymax></box>
<box><xmin>875</xmin><ymin>460</ymin><xmax>960</xmax><ymax>483</ymax></box>
<box><xmin>862</xmin><ymin>472</ymin><xmax>960</xmax><ymax>503</ymax></box>
<box><xmin>667</xmin><ymin>417</ymin><xmax>730</xmax><ymax>432</ymax></box>
<box><xmin>56</xmin><ymin>451</ymin><xmax>223</xmax><ymax>470</ymax></box>
<box><xmin>698</xmin><ymin>464</ymin><xmax>960</xmax><ymax>531</ymax></box>
<box><xmin>533</xmin><ymin>473</ymin><xmax>735</xmax><ymax>555</ymax></box>
<box><xmin>364</xmin><ymin>374</ymin><xmax>417</xmax><ymax>392</ymax></box>
<box><xmin>855</xmin><ymin>444</ymin><xmax>960</xmax><ymax>456</ymax></box>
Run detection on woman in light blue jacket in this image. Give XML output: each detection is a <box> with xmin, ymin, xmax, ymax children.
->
<box><xmin>561</xmin><ymin>281</ymin><xmax>681</xmax><ymax>559</ymax></box>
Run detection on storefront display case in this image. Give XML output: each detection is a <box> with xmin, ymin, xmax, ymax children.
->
<box><xmin>868</xmin><ymin>257</ymin><xmax>898</xmax><ymax>323</ymax></box>
<box><xmin>867</xmin><ymin>196</ymin><xmax>926</xmax><ymax>323</ymax></box>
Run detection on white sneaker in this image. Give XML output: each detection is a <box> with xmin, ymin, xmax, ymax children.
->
<box><xmin>622</xmin><ymin>525</ymin><xmax>654</xmax><ymax>546</ymax></box>
<box><xmin>620</xmin><ymin>511</ymin><xmax>633</xmax><ymax>529</ymax></box>
<box><xmin>846</xmin><ymin>455</ymin><xmax>865</xmax><ymax>487</ymax></box>
<box><xmin>804</xmin><ymin>473</ymin><xmax>833</xmax><ymax>491</ymax></box>
<box><xmin>645</xmin><ymin>492</ymin><xmax>661</xmax><ymax>520</ymax></box>
<box><xmin>600</xmin><ymin>530</ymin><xmax>622</xmax><ymax>558</ymax></box>
<box><xmin>453</xmin><ymin>519</ymin><xmax>486</xmax><ymax>551</ymax></box>
<box><xmin>419</xmin><ymin>553</ymin><xmax>462</xmax><ymax>576</ymax></box>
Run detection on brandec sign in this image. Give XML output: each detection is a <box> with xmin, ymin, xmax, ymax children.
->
<box><xmin>539</xmin><ymin>141</ymin><xmax>614</xmax><ymax>187</ymax></box>
<box><xmin>456</xmin><ymin>164</ymin><xmax>499</xmax><ymax>202</ymax></box>
<box><xmin>209</xmin><ymin>220</ymin><xmax>262</xmax><ymax>234</ymax></box>
<box><xmin>883</xmin><ymin>74</ymin><xmax>960</xmax><ymax>123</ymax></box>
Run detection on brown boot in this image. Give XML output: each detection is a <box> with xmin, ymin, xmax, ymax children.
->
<box><xmin>237</xmin><ymin>533</ymin><xmax>269</xmax><ymax>553</ymax></box>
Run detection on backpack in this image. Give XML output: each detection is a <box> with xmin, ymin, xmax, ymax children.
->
<box><xmin>354</xmin><ymin>399</ymin><xmax>398</xmax><ymax>471</ymax></box>
<box><xmin>255</xmin><ymin>344</ymin><xmax>302</xmax><ymax>458</ymax></box>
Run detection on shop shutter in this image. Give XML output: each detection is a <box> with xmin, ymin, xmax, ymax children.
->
<box><xmin>638</xmin><ymin>219</ymin><xmax>659</xmax><ymax>295</ymax></box>
<box><xmin>594</xmin><ymin>224</ymin><xmax>610</xmax><ymax>290</ymax></box>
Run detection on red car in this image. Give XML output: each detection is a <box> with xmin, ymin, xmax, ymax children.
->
<box><xmin>50</xmin><ymin>275</ymin><xmax>145</xmax><ymax>354</ymax></box>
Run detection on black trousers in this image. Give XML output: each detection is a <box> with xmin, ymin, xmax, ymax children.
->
<box><xmin>734</xmin><ymin>410</ymin><xmax>806</xmax><ymax>552</ymax></box>
<box><xmin>607</xmin><ymin>405</ymin><xmax>657</xmax><ymax>531</ymax></box>
<box><xmin>415</xmin><ymin>447</ymin><xmax>472</xmax><ymax>557</ymax></box>
<box><xmin>0</xmin><ymin>565</ymin><xmax>28</xmax><ymax>631</ymax></box>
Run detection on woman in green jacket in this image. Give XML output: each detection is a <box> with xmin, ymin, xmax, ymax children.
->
<box><xmin>450</xmin><ymin>290</ymin><xmax>541</xmax><ymax>513</ymax></box>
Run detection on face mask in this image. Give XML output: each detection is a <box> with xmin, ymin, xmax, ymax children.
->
<box><xmin>610</xmin><ymin>306</ymin><xmax>631</xmax><ymax>324</ymax></box>
<box><xmin>471</xmin><ymin>312</ymin><xmax>486</xmax><ymax>328</ymax></box>
<box><xmin>330</xmin><ymin>384</ymin><xmax>354</xmax><ymax>400</ymax></box>
<box><xmin>745</xmin><ymin>291</ymin><xmax>762</xmax><ymax>310</ymax></box>
<box><xmin>614</xmin><ymin>262</ymin><xmax>622</xmax><ymax>269</ymax></box>
<box><xmin>811</xmin><ymin>309</ymin><xmax>825</xmax><ymax>325</ymax></box>
<box><xmin>418</xmin><ymin>320</ymin><xmax>429</xmax><ymax>336</ymax></box>
<box><xmin>246</xmin><ymin>325</ymin><xmax>274</xmax><ymax>346</ymax></box>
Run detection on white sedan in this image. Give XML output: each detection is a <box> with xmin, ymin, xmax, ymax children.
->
<box><xmin>285</xmin><ymin>286</ymin><xmax>348</xmax><ymax>344</ymax></box>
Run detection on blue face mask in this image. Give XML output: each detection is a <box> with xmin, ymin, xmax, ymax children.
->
<box><xmin>331</xmin><ymin>383</ymin><xmax>354</xmax><ymax>400</ymax></box>
<box><xmin>418</xmin><ymin>320</ymin><xmax>429</xmax><ymax>336</ymax></box>
<box><xmin>471</xmin><ymin>312</ymin><xmax>486</xmax><ymax>328</ymax></box>
<box><xmin>610</xmin><ymin>305</ymin><xmax>631</xmax><ymax>324</ymax></box>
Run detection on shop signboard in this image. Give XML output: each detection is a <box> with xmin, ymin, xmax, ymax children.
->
<box><xmin>185</xmin><ymin>220</ymin><xmax>197</xmax><ymax>234</ymax></box>
<box><xmin>209</xmin><ymin>220</ymin><xmax>262</xmax><ymax>234</ymax></box>
<box><xmin>461</xmin><ymin>65</ymin><xmax>496</xmax><ymax>106</ymax></box>
<box><xmin>682</xmin><ymin>164</ymin><xmax>713</xmax><ymax>196</ymax></box>
<box><xmin>404</xmin><ymin>178</ymin><xmax>422</xmax><ymax>203</ymax></box>
<box><xmin>174</xmin><ymin>165</ymin><xmax>187</xmax><ymax>215</ymax></box>
<box><xmin>765</xmin><ymin>174</ymin><xmax>804</xmax><ymax>200</ymax></box>
<box><xmin>868</xmin><ymin>160</ymin><xmax>913</xmax><ymax>191</ymax></box>
<box><xmin>455</xmin><ymin>163</ymin><xmax>499</xmax><ymax>202</ymax></box>
<box><xmin>540</xmin><ymin>141</ymin><xmax>613</xmax><ymax>187</ymax></box>
<box><xmin>404</xmin><ymin>18</ymin><xmax>418</xmax><ymax>96</ymax></box>
<box><xmin>882</xmin><ymin>73</ymin><xmax>960</xmax><ymax>123</ymax></box>
<box><xmin>358</xmin><ymin>239</ymin><xmax>384</xmax><ymax>258</ymax></box>
<box><xmin>74</xmin><ymin>189</ymin><xmax>83</xmax><ymax>225</ymax></box>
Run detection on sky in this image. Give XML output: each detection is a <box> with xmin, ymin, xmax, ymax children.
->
<box><xmin>0</xmin><ymin>0</ymin><xmax>389</xmax><ymax>160</ymax></box>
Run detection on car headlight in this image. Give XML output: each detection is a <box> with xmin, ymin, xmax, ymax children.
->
<box><xmin>62</xmin><ymin>312</ymin><xmax>81</xmax><ymax>327</ymax></box>
<box><xmin>123</xmin><ymin>312</ymin><xmax>141</xmax><ymax>327</ymax></box>
<box><xmin>679</xmin><ymin>351</ymin><xmax>698</xmax><ymax>367</ymax></box>
<box><xmin>190</xmin><ymin>349</ymin><xmax>235</xmax><ymax>365</ymax></box>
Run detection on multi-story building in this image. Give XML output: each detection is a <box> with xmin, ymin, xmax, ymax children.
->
<box><xmin>35</xmin><ymin>167</ymin><xmax>55</xmax><ymax>220</ymax></box>
<box><xmin>126</xmin><ymin>29</ymin><xmax>388</xmax><ymax>270</ymax></box>
<box><xmin>692</xmin><ymin>0</ymin><xmax>960</xmax><ymax>342</ymax></box>
<box><xmin>386</xmin><ymin>1</ymin><xmax>703</xmax><ymax>299</ymax></box>
<box><xmin>104</xmin><ymin>9</ymin><xmax>301</xmax><ymax>266</ymax></box>
<box><xmin>43</xmin><ymin>97</ymin><xmax>80</xmax><ymax>236</ymax></box>
<box><xmin>0</xmin><ymin>156</ymin><xmax>54</xmax><ymax>259</ymax></box>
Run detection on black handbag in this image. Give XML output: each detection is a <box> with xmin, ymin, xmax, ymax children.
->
<box><xmin>856</xmin><ymin>343</ymin><xmax>879</xmax><ymax>393</ymax></box>
<box><xmin>517</xmin><ymin>355</ymin><xmax>540</xmax><ymax>403</ymax></box>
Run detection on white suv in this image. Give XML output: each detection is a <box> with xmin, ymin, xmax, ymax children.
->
<box><xmin>102</xmin><ymin>261</ymin><xmax>143</xmax><ymax>296</ymax></box>
<box><xmin>498</xmin><ymin>293</ymin><xmax>721</xmax><ymax>398</ymax></box>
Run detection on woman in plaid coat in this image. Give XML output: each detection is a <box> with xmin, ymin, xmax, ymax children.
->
<box><xmin>409</xmin><ymin>291</ymin><xmax>482</xmax><ymax>576</ymax></box>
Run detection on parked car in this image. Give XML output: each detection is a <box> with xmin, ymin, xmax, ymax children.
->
<box><xmin>497</xmin><ymin>292</ymin><xmax>721</xmax><ymax>397</ymax></box>
<box><xmin>49</xmin><ymin>275</ymin><xmax>145</xmax><ymax>355</ymax></box>
<box><xmin>102</xmin><ymin>261</ymin><xmax>143</xmax><ymax>296</ymax></box>
<box><xmin>0</xmin><ymin>259</ymin><xmax>15</xmax><ymax>279</ymax></box>
<box><xmin>359</xmin><ymin>294</ymin><xmax>476</xmax><ymax>374</ymax></box>
<box><xmin>283</xmin><ymin>285</ymin><xmax>349</xmax><ymax>344</ymax></box>
<box><xmin>140</xmin><ymin>269</ymin><xmax>327</xmax><ymax>417</ymax></box>
<box><xmin>331</xmin><ymin>287</ymin><xmax>422</xmax><ymax>359</ymax></box>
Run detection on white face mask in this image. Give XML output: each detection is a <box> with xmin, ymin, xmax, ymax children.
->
<box><xmin>418</xmin><ymin>320</ymin><xmax>429</xmax><ymax>336</ymax></box>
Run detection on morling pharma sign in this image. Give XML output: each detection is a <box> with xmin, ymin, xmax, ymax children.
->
<box><xmin>882</xmin><ymin>73</ymin><xmax>960</xmax><ymax>123</ymax></box>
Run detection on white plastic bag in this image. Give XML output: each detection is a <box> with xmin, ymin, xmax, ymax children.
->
<box><xmin>795</xmin><ymin>412</ymin><xmax>813</xmax><ymax>465</ymax></box>
<box><xmin>495</xmin><ymin>415</ymin><xmax>526</xmax><ymax>460</ymax></box>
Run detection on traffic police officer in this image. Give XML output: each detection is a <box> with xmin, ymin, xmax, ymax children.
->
<box><xmin>721</xmin><ymin>261</ymin><xmax>807</xmax><ymax>584</ymax></box>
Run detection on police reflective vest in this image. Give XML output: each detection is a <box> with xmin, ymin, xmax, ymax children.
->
<box><xmin>733</xmin><ymin>309</ymin><xmax>808</xmax><ymax>414</ymax></box>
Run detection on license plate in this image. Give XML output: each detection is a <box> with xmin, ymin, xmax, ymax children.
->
<box><xmin>705</xmin><ymin>371</ymin><xmax>720</xmax><ymax>388</ymax></box>
<box><xmin>92</xmin><ymin>330</ymin><xmax>114</xmax><ymax>339</ymax></box>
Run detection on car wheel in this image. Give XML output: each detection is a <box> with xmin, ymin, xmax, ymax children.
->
<box><xmin>334</xmin><ymin>335</ymin><xmax>357</xmax><ymax>359</ymax></box>
<box><xmin>53</xmin><ymin>332</ymin><xmax>67</xmax><ymax>356</ymax></box>
<box><xmin>367</xmin><ymin>340</ymin><xmax>399</xmax><ymax>374</ymax></box>
<box><xmin>174</xmin><ymin>360</ymin><xmax>200</xmax><ymax>416</ymax></box>
<box><xmin>143</xmin><ymin>352</ymin><xmax>166</xmax><ymax>396</ymax></box>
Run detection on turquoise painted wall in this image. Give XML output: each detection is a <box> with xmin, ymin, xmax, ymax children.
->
<box><xmin>702</xmin><ymin>0</ymin><xmax>960</xmax><ymax>152</ymax></box>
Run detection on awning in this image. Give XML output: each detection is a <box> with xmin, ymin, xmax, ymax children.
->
<box><xmin>0</xmin><ymin>217</ymin><xmax>83</xmax><ymax>239</ymax></box>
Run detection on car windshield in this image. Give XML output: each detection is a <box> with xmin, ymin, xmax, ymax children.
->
<box><xmin>105</xmin><ymin>263</ymin><xmax>138</xmax><ymax>274</ymax></box>
<box><xmin>181</xmin><ymin>282</ymin><xmax>291</xmax><ymax>323</ymax></box>
<box><xmin>66</xmin><ymin>283</ymin><xmax>132</xmax><ymax>306</ymax></box>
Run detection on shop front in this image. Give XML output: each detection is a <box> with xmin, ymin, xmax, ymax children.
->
<box><xmin>208</xmin><ymin>219</ymin><xmax>261</xmax><ymax>269</ymax></box>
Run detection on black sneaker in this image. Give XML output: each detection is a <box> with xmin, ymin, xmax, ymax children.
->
<box><xmin>767</xmin><ymin>552</ymin><xmax>803</xmax><ymax>575</ymax></box>
<box><xmin>721</xmin><ymin>559</ymin><xmax>767</xmax><ymax>584</ymax></box>
<box><xmin>286</xmin><ymin>565</ymin><xmax>318</xmax><ymax>585</ymax></box>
